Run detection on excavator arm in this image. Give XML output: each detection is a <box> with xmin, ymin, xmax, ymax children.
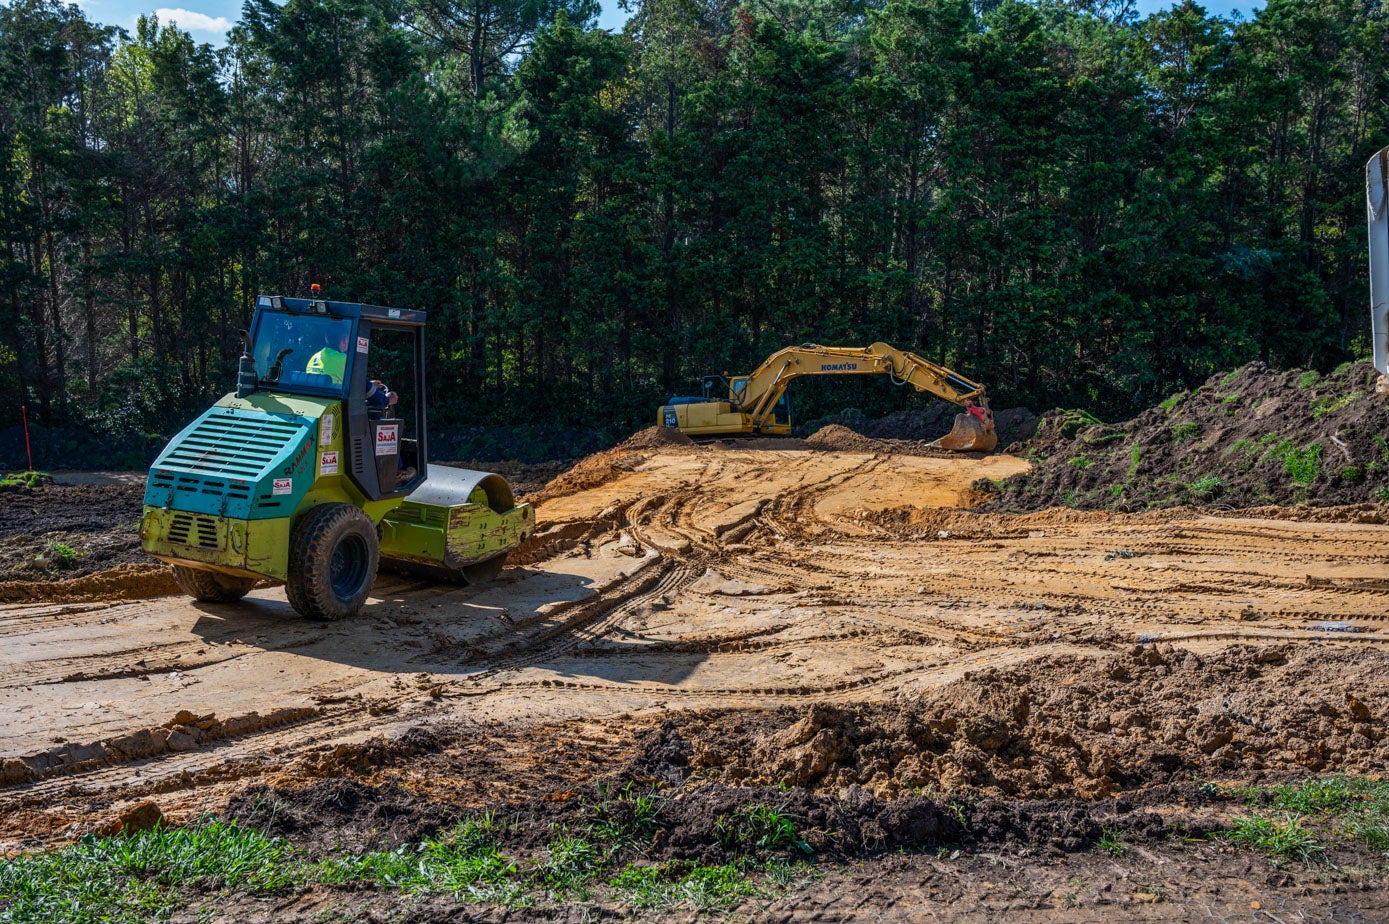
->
<box><xmin>737</xmin><ymin>343</ymin><xmax>988</xmax><ymax>427</ymax></box>
<box><xmin>659</xmin><ymin>342</ymin><xmax>997</xmax><ymax>451</ymax></box>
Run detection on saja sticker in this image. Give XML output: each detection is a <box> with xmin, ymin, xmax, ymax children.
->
<box><xmin>272</xmin><ymin>477</ymin><xmax>293</xmax><ymax>495</ymax></box>
<box><xmin>320</xmin><ymin>451</ymin><xmax>339</xmax><ymax>475</ymax></box>
<box><xmin>375</xmin><ymin>424</ymin><xmax>399</xmax><ymax>456</ymax></box>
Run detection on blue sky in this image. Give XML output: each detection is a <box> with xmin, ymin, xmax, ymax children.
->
<box><xmin>72</xmin><ymin>0</ymin><xmax>1265</xmax><ymax>46</ymax></box>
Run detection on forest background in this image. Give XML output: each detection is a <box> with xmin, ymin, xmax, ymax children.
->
<box><xmin>0</xmin><ymin>0</ymin><xmax>1383</xmax><ymax>465</ymax></box>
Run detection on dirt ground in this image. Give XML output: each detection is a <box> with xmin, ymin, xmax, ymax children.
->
<box><xmin>3</xmin><ymin>435</ymin><xmax>1389</xmax><ymax>919</ymax></box>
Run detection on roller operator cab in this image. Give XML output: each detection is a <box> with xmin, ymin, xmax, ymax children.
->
<box><xmin>140</xmin><ymin>295</ymin><xmax>535</xmax><ymax>621</ymax></box>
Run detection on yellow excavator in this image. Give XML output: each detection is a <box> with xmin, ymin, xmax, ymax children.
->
<box><xmin>658</xmin><ymin>342</ymin><xmax>997</xmax><ymax>451</ymax></box>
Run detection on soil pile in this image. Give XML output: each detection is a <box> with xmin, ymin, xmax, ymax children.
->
<box><xmin>805</xmin><ymin>424</ymin><xmax>889</xmax><ymax>453</ymax></box>
<box><xmin>988</xmin><ymin>361</ymin><xmax>1389</xmax><ymax>511</ymax></box>
<box><xmin>670</xmin><ymin>644</ymin><xmax>1387</xmax><ymax>801</ymax></box>
<box><xmin>808</xmin><ymin>404</ymin><xmax>1039</xmax><ymax>449</ymax></box>
<box><xmin>529</xmin><ymin>427</ymin><xmax>696</xmax><ymax>505</ymax></box>
<box><xmin>0</xmin><ymin>562</ymin><xmax>179</xmax><ymax>604</ymax></box>
<box><xmin>621</xmin><ymin>425</ymin><xmax>696</xmax><ymax>451</ymax></box>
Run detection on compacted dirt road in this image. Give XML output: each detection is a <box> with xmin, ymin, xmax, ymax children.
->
<box><xmin>5</xmin><ymin>444</ymin><xmax>1389</xmax><ymax>826</ymax></box>
<box><xmin>3</xmin><ymin>440</ymin><xmax>1389</xmax><ymax>918</ymax></box>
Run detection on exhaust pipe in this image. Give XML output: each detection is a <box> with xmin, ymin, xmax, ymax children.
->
<box><xmin>1366</xmin><ymin>148</ymin><xmax>1389</xmax><ymax>393</ymax></box>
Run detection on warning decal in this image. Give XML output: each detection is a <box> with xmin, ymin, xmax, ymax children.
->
<box><xmin>357</xmin><ymin>336</ymin><xmax>370</xmax><ymax>354</ymax></box>
<box><xmin>320</xmin><ymin>413</ymin><xmax>334</xmax><ymax>447</ymax></box>
<box><xmin>375</xmin><ymin>424</ymin><xmax>399</xmax><ymax>456</ymax></box>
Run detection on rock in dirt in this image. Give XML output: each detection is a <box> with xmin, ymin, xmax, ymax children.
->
<box><xmin>98</xmin><ymin>801</ymin><xmax>162</xmax><ymax>836</ymax></box>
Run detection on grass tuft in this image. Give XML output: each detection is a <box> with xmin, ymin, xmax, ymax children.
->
<box><xmin>1224</xmin><ymin>814</ymin><xmax>1323</xmax><ymax>863</ymax></box>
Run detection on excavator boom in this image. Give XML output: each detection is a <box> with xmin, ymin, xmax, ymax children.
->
<box><xmin>659</xmin><ymin>342</ymin><xmax>997</xmax><ymax>451</ymax></box>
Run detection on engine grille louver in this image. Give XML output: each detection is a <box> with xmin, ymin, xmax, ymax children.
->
<box><xmin>161</xmin><ymin>414</ymin><xmax>302</xmax><ymax>478</ymax></box>
<box><xmin>168</xmin><ymin>512</ymin><xmax>220</xmax><ymax>549</ymax></box>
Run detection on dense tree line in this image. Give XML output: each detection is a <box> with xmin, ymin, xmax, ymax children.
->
<box><xmin>0</xmin><ymin>0</ymin><xmax>1385</xmax><ymax>452</ymax></box>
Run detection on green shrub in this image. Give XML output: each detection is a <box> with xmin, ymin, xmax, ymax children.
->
<box><xmin>1298</xmin><ymin>371</ymin><xmax>1319</xmax><ymax>388</ymax></box>
<box><xmin>1339</xmin><ymin>466</ymin><xmax>1363</xmax><ymax>482</ymax></box>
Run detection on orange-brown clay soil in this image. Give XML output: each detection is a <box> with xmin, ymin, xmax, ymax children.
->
<box><xmin>4</xmin><ymin>442</ymin><xmax>1389</xmax><ymax>919</ymax></box>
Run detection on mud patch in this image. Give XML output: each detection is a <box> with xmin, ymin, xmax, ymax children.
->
<box><xmin>0</xmin><ymin>482</ymin><xmax>146</xmax><ymax>581</ymax></box>
<box><xmin>991</xmin><ymin>361</ymin><xmax>1389</xmax><ymax>511</ymax></box>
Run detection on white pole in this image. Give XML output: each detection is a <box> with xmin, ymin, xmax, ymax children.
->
<box><xmin>1366</xmin><ymin>147</ymin><xmax>1389</xmax><ymax>393</ymax></box>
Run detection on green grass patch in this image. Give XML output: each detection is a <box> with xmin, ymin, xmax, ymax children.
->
<box><xmin>0</xmin><ymin>470</ymin><xmax>49</xmax><ymax>489</ymax></box>
<box><xmin>713</xmin><ymin>804</ymin><xmax>810</xmax><ymax>854</ymax></box>
<box><xmin>1221</xmin><ymin>370</ymin><xmax>1241</xmax><ymax>387</ymax></box>
<box><xmin>1170</xmin><ymin>421</ymin><xmax>1199</xmax><ymax>442</ymax></box>
<box><xmin>1233</xmin><ymin>777</ymin><xmax>1389</xmax><ymax>857</ymax></box>
<box><xmin>1224</xmin><ymin>814</ymin><xmax>1324</xmax><ymax>863</ymax></box>
<box><xmin>1187</xmin><ymin>475</ymin><xmax>1224</xmax><ymax>499</ymax></box>
<box><xmin>586</xmin><ymin>781</ymin><xmax>664</xmax><ymax>846</ymax></box>
<box><xmin>1158</xmin><ymin>394</ymin><xmax>1183</xmax><ymax>413</ymax></box>
<box><xmin>1298</xmin><ymin>371</ymin><xmax>1319</xmax><ymax>388</ymax></box>
<box><xmin>42</xmin><ymin>540</ymin><xmax>86</xmax><ymax>568</ymax></box>
<box><xmin>1057</xmin><ymin>409</ymin><xmax>1102</xmax><ymax>439</ymax></box>
<box><xmin>1068</xmin><ymin>456</ymin><xmax>1093</xmax><ymax>470</ymax></box>
<box><xmin>1310</xmin><ymin>392</ymin><xmax>1362</xmax><ymax>417</ymax></box>
<box><xmin>1</xmin><ymin>803</ymin><xmax>822</xmax><ymax>921</ymax></box>
<box><xmin>0</xmin><ymin>820</ymin><xmax>292</xmax><ymax>924</ymax></box>
<box><xmin>1262</xmin><ymin>439</ymin><xmax>1322</xmax><ymax>485</ymax></box>
<box><xmin>1096</xmin><ymin>827</ymin><xmax>1126</xmax><ymax>857</ymax></box>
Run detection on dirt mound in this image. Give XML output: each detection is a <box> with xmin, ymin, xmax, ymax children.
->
<box><xmin>621</xmin><ymin>425</ymin><xmax>695</xmax><ymax>451</ymax></box>
<box><xmin>530</xmin><ymin>428</ymin><xmax>698</xmax><ymax>505</ymax></box>
<box><xmin>225</xmin><ymin>735</ymin><xmax>1177</xmax><ymax>865</ymax></box>
<box><xmin>809</xmin><ymin>404</ymin><xmax>1039</xmax><ymax>449</ymax></box>
<box><xmin>669</xmin><ymin>645</ymin><xmax>1387</xmax><ymax>801</ymax></box>
<box><xmin>988</xmin><ymin>361</ymin><xmax>1389</xmax><ymax>511</ymax></box>
<box><xmin>0</xmin><ymin>562</ymin><xmax>179</xmax><ymax>604</ymax></box>
<box><xmin>2</xmin><ymin>706</ymin><xmax>320</xmax><ymax>786</ymax></box>
<box><xmin>805</xmin><ymin>424</ymin><xmax>888</xmax><ymax>453</ymax></box>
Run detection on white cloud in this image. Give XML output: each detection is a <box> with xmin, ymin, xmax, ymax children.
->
<box><xmin>151</xmin><ymin>7</ymin><xmax>232</xmax><ymax>33</ymax></box>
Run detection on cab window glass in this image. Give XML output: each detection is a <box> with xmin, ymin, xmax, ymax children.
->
<box><xmin>253</xmin><ymin>314</ymin><xmax>353</xmax><ymax>392</ymax></box>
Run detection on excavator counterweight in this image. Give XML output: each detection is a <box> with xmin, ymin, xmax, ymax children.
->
<box><xmin>659</xmin><ymin>342</ymin><xmax>997</xmax><ymax>452</ymax></box>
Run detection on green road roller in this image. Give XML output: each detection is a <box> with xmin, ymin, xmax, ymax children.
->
<box><xmin>140</xmin><ymin>293</ymin><xmax>534</xmax><ymax>620</ymax></box>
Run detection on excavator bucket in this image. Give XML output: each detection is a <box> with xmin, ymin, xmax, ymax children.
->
<box><xmin>930</xmin><ymin>412</ymin><xmax>998</xmax><ymax>452</ymax></box>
